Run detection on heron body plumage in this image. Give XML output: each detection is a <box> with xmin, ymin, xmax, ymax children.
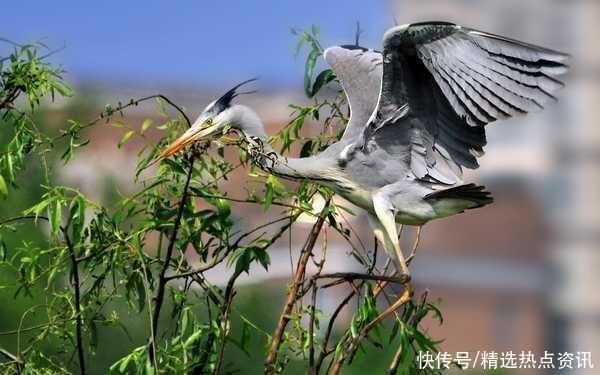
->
<box><xmin>158</xmin><ymin>21</ymin><xmax>569</xmax><ymax>278</ymax></box>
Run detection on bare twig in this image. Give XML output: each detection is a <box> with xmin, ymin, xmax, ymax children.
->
<box><xmin>406</xmin><ymin>226</ymin><xmax>423</xmax><ymax>264</ymax></box>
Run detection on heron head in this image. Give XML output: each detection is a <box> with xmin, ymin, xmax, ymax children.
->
<box><xmin>155</xmin><ymin>78</ymin><xmax>257</xmax><ymax>162</ymax></box>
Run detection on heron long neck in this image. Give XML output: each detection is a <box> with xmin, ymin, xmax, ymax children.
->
<box><xmin>244</xmin><ymin>131</ymin><xmax>325</xmax><ymax>181</ymax></box>
<box><xmin>234</xmin><ymin>111</ymin><xmax>324</xmax><ymax>180</ymax></box>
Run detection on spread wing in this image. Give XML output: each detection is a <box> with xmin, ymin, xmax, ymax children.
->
<box><xmin>323</xmin><ymin>45</ymin><xmax>382</xmax><ymax>141</ymax></box>
<box><xmin>364</xmin><ymin>21</ymin><xmax>569</xmax><ymax>184</ymax></box>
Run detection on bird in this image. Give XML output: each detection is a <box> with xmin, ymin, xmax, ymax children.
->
<box><xmin>155</xmin><ymin>21</ymin><xmax>568</xmax><ymax>279</ymax></box>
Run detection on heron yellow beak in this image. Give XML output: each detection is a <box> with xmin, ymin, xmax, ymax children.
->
<box><xmin>152</xmin><ymin>119</ymin><xmax>220</xmax><ymax>164</ymax></box>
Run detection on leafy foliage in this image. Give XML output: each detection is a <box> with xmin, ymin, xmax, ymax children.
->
<box><xmin>0</xmin><ymin>29</ymin><xmax>444</xmax><ymax>375</ymax></box>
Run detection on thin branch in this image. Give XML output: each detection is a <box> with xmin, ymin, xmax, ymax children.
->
<box><xmin>0</xmin><ymin>347</ymin><xmax>21</xmax><ymax>363</ymax></box>
<box><xmin>214</xmin><ymin>282</ymin><xmax>236</xmax><ymax>374</ymax></box>
<box><xmin>308</xmin><ymin>280</ymin><xmax>318</xmax><ymax>369</ymax></box>
<box><xmin>264</xmin><ymin>201</ymin><xmax>330</xmax><ymax>374</ymax></box>
<box><xmin>141</xmin><ymin>93</ymin><xmax>195</xmax><ymax>366</ymax></box>
<box><xmin>308</xmin><ymin>230</ymin><xmax>328</xmax><ymax>369</ymax></box>
<box><xmin>195</xmin><ymin>214</ymin><xmax>299</xmax><ymax>374</ymax></box>
<box><xmin>0</xmin><ymin>215</ymin><xmax>87</xmax><ymax>373</ymax></box>
<box><xmin>330</xmin><ymin>286</ymin><xmax>412</xmax><ymax>374</ymax></box>
<box><xmin>312</xmin><ymin>291</ymin><xmax>354</xmax><ymax>373</ymax></box>
<box><xmin>70</xmin><ymin>94</ymin><xmax>191</xmax><ymax>138</ymax></box>
<box><xmin>313</xmin><ymin>272</ymin><xmax>409</xmax><ymax>285</ymax></box>
<box><xmin>165</xmin><ymin>216</ymin><xmax>290</xmax><ymax>281</ymax></box>
<box><xmin>406</xmin><ymin>226</ymin><xmax>423</xmax><ymax>265</ymax></box>
<box><xmin>0</xmin><ymin>87</ymin><xmax>20</xmax><ymax>111</ymax></box>
<box><xmin>387</xmin><ymin>339</ymin><xmax>404</xmax><ymax>374</ymax></box>
<box><xmin>64</xmin><ymin>232</ymin><xmax>86</xmax><ymax>375</ymax></box>
<box><xmin>148</xmin><ymin>153</ymin><xmax>195</xmax><ymax>362</ymax></box>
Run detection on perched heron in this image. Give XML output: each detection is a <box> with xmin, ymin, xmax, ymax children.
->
<box><xmin>156</xmin><ymin>21</ymin><xmax>568</xmax><ymax>278</ymax></box>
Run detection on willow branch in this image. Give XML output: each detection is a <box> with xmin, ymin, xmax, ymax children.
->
<box><xmin>196</xmin><ymin>214</ymin><xmax>300</xmax><ymax>374</ymax></box>
<box><xmin>165</xmin><ymin>216</ymin><xmax>290</xmax><ymax>281</ymax></box>
<box><xmin>214</xmin><ymin>279</ymin><xmax>236</xmax><ymax>374</ymax></box>
<box><xmin>330</xmin><ymin>286</ymin><xmax>412</xmax><ymax>374</ymax></box>
<box><xmin>264</xmin><ymin>201</ymin><xmax>329</xmax><ymax>374</ymax></box>
<box><xmin>148</xmin><ymin>153</ymin><xmax>195</xmax><ymax>362</ymax></box>
<box><xmin>308</xmin><ymin>231</ymin><xmax>328</xmax><ymax>369</ymax></box>
<box><xmin>312</xmin><ymin>290</ymin><xmax>354</xmax><ymax>373</ymax></box>
<box><xmin>0</xmin><ymin>215</ymin><xmax>86</xmax><ymax>373</ymax></box>
<box><xmin>64</xmin><ymin>232</ymin><xmax>86</xmax><ymax>375</ymax></box>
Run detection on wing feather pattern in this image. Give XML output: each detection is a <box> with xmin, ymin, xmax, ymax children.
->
<box><xmin>323</xmin><ymin>46</ymin><xmax>383</xmax><ymax>141</ymax></box>
<box><xmin>364</xmin><ymin>21</ymin><xmax>568</xmax><ymax>184</ymax></box>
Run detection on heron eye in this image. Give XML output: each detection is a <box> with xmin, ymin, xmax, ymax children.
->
<box><xmin>205</xmin><ymin>118</ymin><xmax>213</xmax><ymax>126</ymax></box>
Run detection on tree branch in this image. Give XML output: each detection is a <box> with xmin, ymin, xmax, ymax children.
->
<box><xmin>64</xmin><ymin>231</ymin><xmax>85</xmax><ymax>375</ymax></box>
<box><xmin>195</xmin><ymin>213</ymin><xmax>300</xmax><ymax>374</ymax></box>
<box><xmin>330</xmin><ymin>286</ymin><xmax>412</xmax><ymax>374</ymax></box>
<box><xmin>264</xmin><ymin>201</ymin><xmax>329</xmax><ymax>374</ymax></box>
<box><xmin>148</xmin><ymin>154</ymin><xmax>195</xmax><ymax>363</ymax></box>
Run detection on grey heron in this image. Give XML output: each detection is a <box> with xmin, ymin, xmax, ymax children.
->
<box><xmin>156</xmin><ymin>21</ymin><xmax>568</xmax><ymax>279</ymax></box>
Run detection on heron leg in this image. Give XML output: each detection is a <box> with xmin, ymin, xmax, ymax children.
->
<box><xmin>371</xmin><ymin>193</ymin><xmax>410</xmax><ymax>278</ymax></box>
<box><xmin>367</xmin><ymin>213</ymin><xmax>392</xmax><ymax>262</ymax></box>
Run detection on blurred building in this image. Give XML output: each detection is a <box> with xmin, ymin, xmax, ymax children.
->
<box><xmin>391</xmin><ymin>1</ymin><xmax>600</xmax><ymax>374</ymax></box>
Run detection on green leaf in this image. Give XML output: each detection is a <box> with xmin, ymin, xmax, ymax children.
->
<box><xmin>118</xmin><ymin>354</ymin><xmax>133</xmax><ymax>372</ymax></box>
<box><xmin>215</xmin><ymin>198</ymin><xmax>231</xmax><ymax>218</ymax></box>
<box><xmin>50</xmin><ymin>80</ymin><xmax>74</xmax><ymax>97</ymax></box>
<box><xmin>0</xmin><ymin>175</ymin><xmax>8</xmax><ymax>200</ymax></box>
<box><xmin>303</xmin><ymin>49</ymin><xmax>320</xmax><ymax>97</ymax></box>
<box><xmin>240</xmin><ymin>319</ymin><xmax>251</xmax><ymax>352</ymax></box>
<box><xmin>140</xmin><ymin>118</ymin><xmax>154</xmax><ymax>135</ymax></box>
<box><xmin>69</xmin><ymin>196</ymin><xmax>85</xmax><ymax>243</ymax></box>
<box><xmin>309</xmin><ymin>69</ymin><xmax>335</xmax><ymax>98</ymax></box>
<box><xmin>156</xmin><ymin>97</ymin><xmax>168</xmax><ymax>118</ymax></box>
<box><xmin>118</xmin><ymin>130</ymin><xmax>135</xmax><ymax>148</ymax></box>
<box><xmin>50</xmin><ymin>200</ymin><xmax>62</xmax><ymax>235</ymax></box>
<box><xmin>235</xmin><ymin>248</ymin><xmax>253</xmax><ymax>275</ymax></box>
<box><xmin>181</xmin><ymin>307</ymin><xmax>190</xmax><ymax>334</ymax></box>
<box><xmin>389</xmin><ymin>320</ymin><xmax>400</xmax><ymax>344</ymax></box>
<box><xmin>300</xmin><ymin>140</ymin><xmax>313</xmax><ymax>158</ymax></box>
<box><xmin>184</xmin><ymin>329</ymin><xmax>204</xmax><ymax>347</ymax></box>
<box><xmin>111</xmin><ymin>121</ymin><xmax>126</xmax><ymax>129</ymax></box>
<box><xmin>161</xmin><ymin>158</ymin><xmax>186</xmax><ymax>175</ymax></box>
<box><xmin>254</xmin><ymin>248</ymin><xmax>270</xmax><ymax>271</ymax></box>
<box><xmin>263</xmin><ymin>183</ymin><xmax>274</xmax><ymax>211</ymax></box>
<box><xmin>350</xmin><ymin>316</ymin><xmax>358</xmax><ymax>338</ymax></box>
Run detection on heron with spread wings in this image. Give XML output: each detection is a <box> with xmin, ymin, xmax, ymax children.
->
<box><xmin>155</xmin><ymin>22</ymin><xmax>568</xmax><ymax>279</ymax></box>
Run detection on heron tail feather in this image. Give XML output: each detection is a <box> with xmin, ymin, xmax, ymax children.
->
<box><xmin>425</xmin><ymin>183</ymin><xmax>493</xmax><ymax>211</ymax></box>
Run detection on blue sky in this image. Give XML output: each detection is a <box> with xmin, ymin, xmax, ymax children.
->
<box><xmin>4</xmin><ymin>1</ymin><xmax>392</xmax><ymax>88</ymax></box>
